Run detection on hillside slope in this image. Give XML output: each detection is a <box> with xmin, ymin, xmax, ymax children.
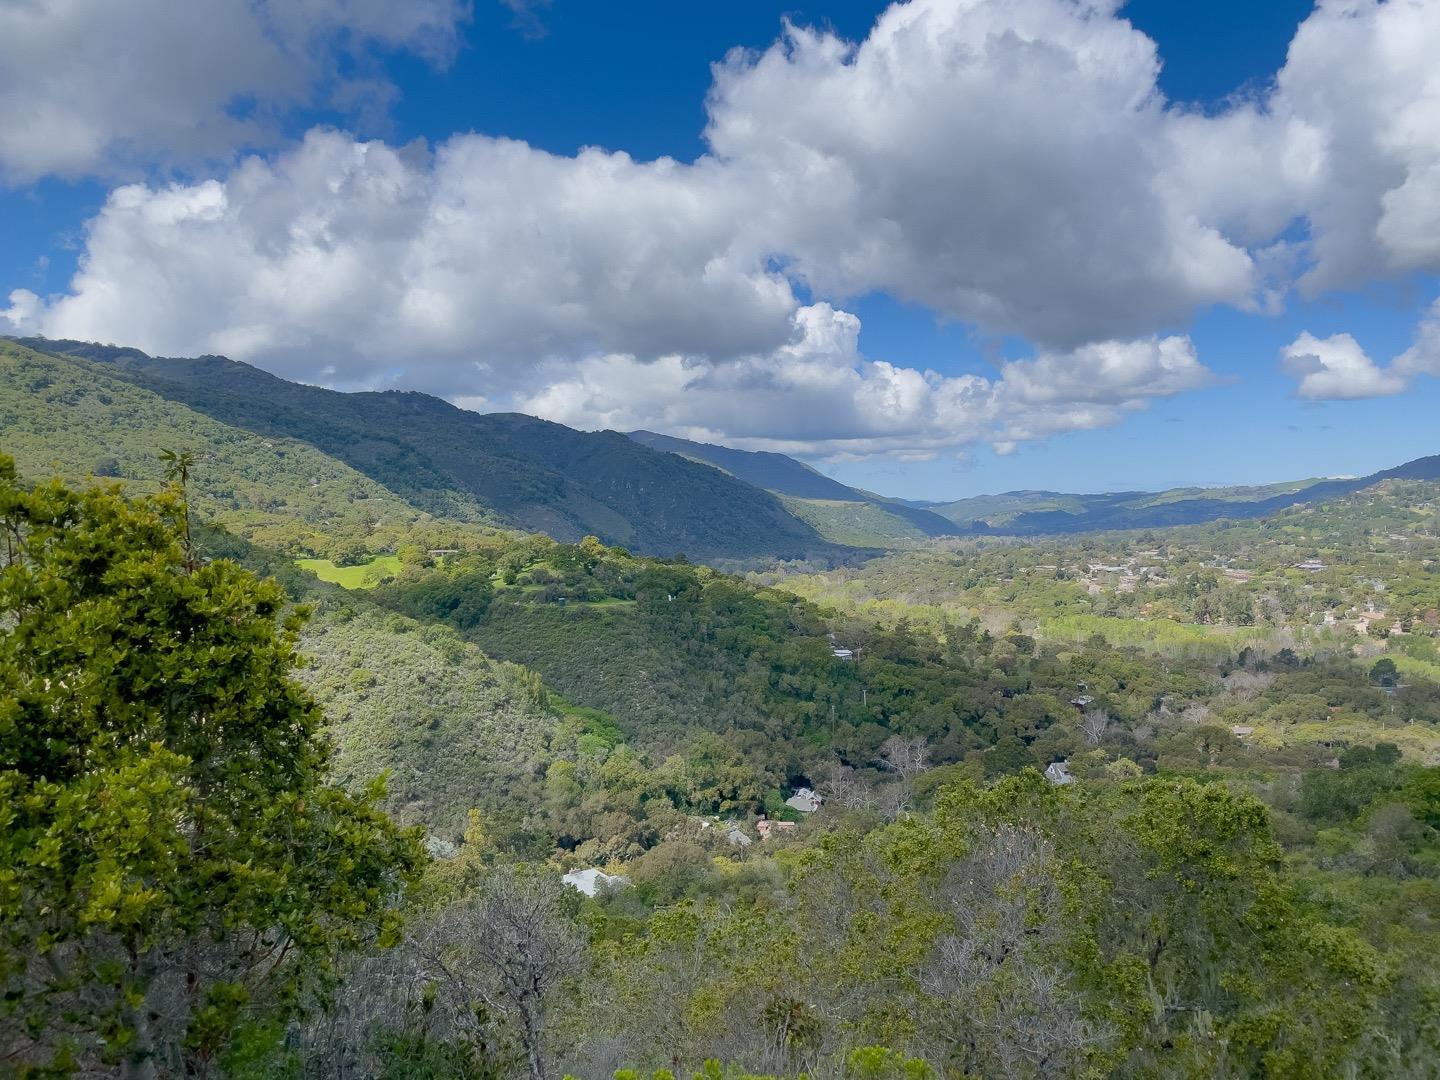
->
<box><xmin>628</xmin><ymin>428</ymin><xmax>955</xmax><ymax>543</ymax></box>
<box><xmin>17</xmin><ymin>338</ymin><xmax>825</xmax><ymax>560</ymax></box>
<box><xmin>0</xmin><ymin>339</ymin><xmax>452</xmax><ymax>554</ymax></box>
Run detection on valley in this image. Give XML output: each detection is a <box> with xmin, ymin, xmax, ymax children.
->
<box><xmin>5</xmin><ymin>336</ymin><xmax>1440</xmax><ymax>1077</ymax></box>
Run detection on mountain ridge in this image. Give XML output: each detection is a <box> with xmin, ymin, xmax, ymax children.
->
<box><xmin>8</xmin><ymin>335</ymin><xmax>1437</xmax><ymax>547</ymax></box>
<box><xmin>7</xmin><ymin>338</ymin><xmax>826</xmax><ymax>560</ymax></box>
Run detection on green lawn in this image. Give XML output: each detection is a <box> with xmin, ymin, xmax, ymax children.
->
<box><xmin>296</xmin><ymin>554</ymin><xmax>403</xmax><ymax>590</ymax></box>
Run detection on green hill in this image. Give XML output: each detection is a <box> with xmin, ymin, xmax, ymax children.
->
<box><xmin>0</xmin><ymin>339</ymin><xmax>451</xmax><ymax>555</ymax></box>
<box><xmin>628</xmin><ymin>428</ymin><xmax>956</xmax><ymax>543</ymax></box>
<box><xmin>14</xmin><ymin>338</ymin><xmax>826</xmax><ymax>560</ymax></box>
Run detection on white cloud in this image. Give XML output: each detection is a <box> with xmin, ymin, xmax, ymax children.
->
<box><xmin>1282</xmin><ymin>296</ymin><xmax>1440</xmax><ymax>401</ymax></box>
<box><xmin>0</xmin><ymin>0</ymin><xmax>470</xmax><ymax>183</ymax></box>
<box><xmin>13</xmin><ymin>0</ymin><xmax>1440</xmax><ymax>460</ymax></box>
<box><xmin>705</xmin><ymin>0</ymin><xmax>1257</xmax><ymax>348</ymax></box>
<box><xmin>1269</xmin><ymin>0</ymin><xmax>1440</xmax><ymax>292</ymax></box>
<box><xmin>1</xmin><ymin>289</ymin><xmax>42</xmax><ymax>335</ymax></box>
<box><xmin>35</xmin><ymin>130</ymin><xmax>798</xmax><ymax>393</ymax></box>
<box><xmin>520</xmin><ymin>304</ymin><xmax>1211</xmax><ymax>457</ymax></box>
<box><xmin>1395</xmin><ymin>298</ymin><xmax>1440</xmax><ymax>381</ymax></box>
<box><xmin>1281</xmin><ymin>331</ymin><xmax>1407</xmax><ymax>400</ymax></box>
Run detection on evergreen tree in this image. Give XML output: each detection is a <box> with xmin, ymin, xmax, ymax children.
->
<box><xmin>0</xmin><ymin>457</ymin><xmax>423</xmax><ymax>1076</ymax></box>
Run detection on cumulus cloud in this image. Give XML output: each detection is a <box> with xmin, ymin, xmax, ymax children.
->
<box><xmin>0</xmin><ymin>0</ymin><xmax>470</xmax><ymax>182</ymax></box>
<box><xmin>1271</xmin><ymin>0</ymin><xmax>1440</xmax><ymax>292</ymax></box>
<box><xmin>1281</xmin><ymin>296</ymin><xmax>1440</xmax><ymax>401</ymax></box>
<box><xmin>12</xmin><ymin>0</ymin><xmax>1440</xmax><ymax>458</ymax></box>
<box><xmin>1284</xmin><ymin>296</ymin><xmax>1440</xmax><ymax>403</ymax></box>
<box><xmin>1394</xmin><ymin>298</ymin><xmax>1440</xmax><ymax>381</ymax></box>
<box><xmin>1</xmin><ymin>289</ymin><xmax>42</xmax><ymax>335</ymax></box>
<box><xmin>519</xmin><ymin>304</ymin><xmax>1211</xmax><ymax>457</ymax></box>
<box><xmin>35</xmin><ymin>130</ymin><xmax>797</xmax><ymax>392</ymax></box>
<box><xmin>1281</xmin><ymin>332</ymin><xmax>1407</xmax><ymax>400</ymax></box>
<box><xmin>705</xmin><ymin>0</ymin><xmax>1259</xmax><ymax>348</ymax></box>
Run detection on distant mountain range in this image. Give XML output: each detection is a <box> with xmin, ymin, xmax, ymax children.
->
<box><xmin>4</xmin><ymin>335</ymin><xmax>1437</xmax><ymax>557</ymax></box>
<box><xmin>908</xmin><ymin>456</ymin><xmax>1440</xmax><ymax>534</ymax></box>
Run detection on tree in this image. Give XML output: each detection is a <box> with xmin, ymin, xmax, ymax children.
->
<box><xmin>1080</xmin><ymin>707</ymin><xmax>1113</xmax><ymax>745</ymax></box>
<box><xmin>423</xmin><ymin>866</ymin><xmax>585</xmax><ymax>1080</ymax></box>
<box><xmin>1369</xmin><ymin>658</ymin><xmax>1400</xmax><ymax>687</ymax></box>
<box><xmin>983</xmin><ymin>736</ymin><xmax>1036</xmax><ymax>778</ymax></box>
<box><xmin>0</xmin><ymin>458</ymin><xmax>422</xmax><ymax>1076</ymax></box>
<box><xmin>879</xmin><ymin>735</ymin><xmax>931</xmax><ymax>783</ymax></box>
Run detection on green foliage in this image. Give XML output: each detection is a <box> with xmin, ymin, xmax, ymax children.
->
<box><xmin>0</xmin><ymin>339</ymin><xmax>445</xmax><ymax>558</ymax></box>
<box><xmin>0</xmin><ymin>458</ymin><xmax>422</xmax><ymax>1074</ymax></box>
<box><xmin>23</xmin><ymin>338</ymin><xmax>826</xmax><ymax>560</ymax></box>
<box><xmin>297</xmin><ymin>553</ymin><xmax>404</xmax><ymax>589</ymax></box>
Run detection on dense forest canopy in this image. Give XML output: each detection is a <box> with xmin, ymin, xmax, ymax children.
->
<box><xmin>2</xmin><ymin>449</ymin><xmax>1438</xmax><ymax>1077</ymax></box>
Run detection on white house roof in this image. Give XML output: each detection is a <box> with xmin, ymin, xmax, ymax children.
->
<box><xmin>561</xmin><ymin>868</ymin><xmax>626</xmax><ymax>896</ymax></box>
<box><xmin>785</xmin><ymin>787</ymin><xmax>823</xmax><ymax>813</ymax></box>
<box><xmin>1044</xmin><ymin>761</ymin><xmax>1075</xmax><ymax>785</ymax></box>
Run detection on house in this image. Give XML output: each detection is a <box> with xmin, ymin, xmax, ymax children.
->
<box><xmin>1071</xmin><ymin>694</ymin><xmax>1094</xmax><ymax>709</ymax></box>
<box><xmin>1354</xmin><ymin>610</ymin><xmax>1391</xmax><ymax>635</ymax></box>
<box><xmin>724</xmin><ymin>823</ymin><xmax>752</xmax><ymax>848</ymax></box>
<box><xmin>1231</xmin><ymin>725</ymin><xmax>1255</xmax><ymax>739</ymax></box>
<box><xmin>561</xmin><ymin>868</ymin><xmax>626</xmax><ymax>897</ymax></box>
<box><xmin>784</xmin><ymin>787</ymin><xmax>823</xmax><ymax>813</ymax></box>
<box><xmin>1294</xmin><ymin>560</ymin><xmax>1327</xmax><ymax>572</ymax></box>
<box><xmin>755</xmin><ymin>817</ymin><xmax>798</xmax><ymax>841</ymax></box>
<box><xmin>1044</xmin><ymin>761</ymin><xmax>1074</xmax><ymax>785</ymax></box>
<box><xmin>831</xmin><ymin>647</ymin><xmax>854</xmax><ymax>660</ymax></box>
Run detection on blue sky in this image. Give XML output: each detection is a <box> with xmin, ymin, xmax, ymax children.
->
<box><xmin>3</xmin><ymin>0</ymin><xmax>1438</xmax><ymax>499</ymax></box>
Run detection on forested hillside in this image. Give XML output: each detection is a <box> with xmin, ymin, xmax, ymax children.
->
<box><xmin>17</xmin><ymin>338</ymin><xmax>825</xmax><ymax>560</ymax></box>
<box><xmin>630</xmin><ymin>428</ymin><xmax>957</xmax><ymax>544</ymax></box>
<box><xmin>5</xmin><ymin>341</ymin><xmax>1440</xmax><ymax>1077</ymax></box>
<box><xmin>0</xmin><ymin>338</ymin><xmax>460</xmax><ymax>555</ymax></box>
<box><xmin>5</xmin><ymin>434</ymin><xmax>1440</xmax><ymax>1076</ymax></box>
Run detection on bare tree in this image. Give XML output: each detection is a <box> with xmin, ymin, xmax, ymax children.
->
<box><xmin>1080</xmin><ymin>708</ymin><xmax>1113</xmax><ymax>746</ymax></box>
<box><xmin>879</xmin><ymin>734</ymin><xmax>932</xmax><ymax>783</ymax></box>
<box><xmin>1179</xmin><ymin>703</ymin><xmax>1212</xmax><ymax>728</ymax></box>
<box><xmin>426</xmin><ymin>867</ymin><xmax>586</xmax><ymax>1080</ymax></box>
<box><xmin>920</xmin><ymin>824</ymin><xmax>1115</xmax><ymax>1077</ymax></box>
<box><xmin>819</xmin><ymin>762</ymin><xmax>876</xmax><ymax>812</ymax></box>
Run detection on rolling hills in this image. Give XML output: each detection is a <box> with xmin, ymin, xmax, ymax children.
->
<box><xmin>6</xmin><ymin>335</ymin><xmax>1437</xmax><ymax>553</ymax></box>
<box><xmin>8</xmin><ymin>338</ymin><xmax>825</xmax><ymax>560</ymax></box>
<box><xmin>913</xmin><ymin>459</ymin><xmax>1440</xmax><ymax>534</ymax></box>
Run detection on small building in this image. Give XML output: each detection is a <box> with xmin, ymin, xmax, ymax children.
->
<box><xmin>755</xmin><ymin>817</ymin><xmax>798</xmax><ymax>841</ymax></box>
<box><xmin>1231</xmin><ymin>725</ymin><xmax>1255</xmax><ymax>739</ymax></box>
<box><xmin>1071</xmin><ymin>695</ymin><xmax>1094</xmax><ymax>709</ymax></box>
<box><xmin>1294</xmin><ymin>560</ymin><xmax>1327</xmax><ymax>572</ymax></box>
<box><xmin>724</xmin><ymin>823</ymin><xmax>752</xmax><ymax>848</ymax></box>
<box><xmin>1044</xmin><ymin>761</ymin><xmax>1074</xmax><ymax>785</ymax></box>
<box><xmin>831</xmin><ymin>647</ymin><xmax>854</xmax><ymax>660</ymax></box>
<box><xmin>1354</xmin><ymin>610</ymin><xmax>1391</xmax><ymax>635</ymax></box>
<box><xmin>561</xmin><ymin>868</ymin><xmax>626</xmax><ymax>897</ymax></box>
<box><xmin>785</xmin><ymin>787</ymin><xmax>823</xmax><ymax>813</ymax></box>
